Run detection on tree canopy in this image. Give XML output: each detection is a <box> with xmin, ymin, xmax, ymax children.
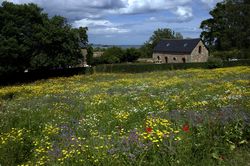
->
<box><xmin>200</xmin><ymin>0</ymin><xmax>250</xmax><ymax>59</ymax></box>
<box><xmin>140</xmin><ymin>28</ymin><xmax>183</xmax><ymax>58</ymax></box>
<box><xmin>0</xmin><ymin>2</ymin><xmax>89</xmax><ymax>76</ymax></box>
<box><xmin>92</xmin><ymin>47</ymin><xmax>141</xmax><ymax>65</ymax></box>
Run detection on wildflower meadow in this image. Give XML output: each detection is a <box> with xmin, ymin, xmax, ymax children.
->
<box><xmin>0</xmin><ymin>66</ymin><xmax>250</xmax><ymax>165</ymax></box>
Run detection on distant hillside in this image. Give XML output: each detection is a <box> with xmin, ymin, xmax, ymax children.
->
<box><xmin>92</xmin><ymin>44</ymin><xmax>141</xmax><ymax>49</ymax></box>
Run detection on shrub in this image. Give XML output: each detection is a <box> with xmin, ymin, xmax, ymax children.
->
<box><xmin>99</xmin><ymin>47</ymin><xmax>124</xmax><ymax>64</ymax></box>
<box><xmin>122</xmin><ymin>48</ymin><xmax>141</xmax><ymax>62</ymax></box>
<box><xmin>207</xmin><ymin>57</ymin><xmax>223</xmax><ymax>69</ymax></box>
<box><xmin>94</xmin><ymin>63</ymin><xmax>208</xmax><ymax>73</ymax></box>
<box><xmin>212</xmin><ymin>50</ymin><xmax>240</xmax><ymax>60</ymax></box>
<box><xmin>211</xmin><ymin>49</ymin><xmax>250</xmax><ymax>60</ymax></box>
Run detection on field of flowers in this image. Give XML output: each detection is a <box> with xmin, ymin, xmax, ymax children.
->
<box><xmin>0</xmin><ymin>66</ymin><xmax>250</xmax><ymax>165</ymax></box>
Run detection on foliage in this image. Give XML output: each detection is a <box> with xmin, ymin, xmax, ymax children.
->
<box><xmin>94</xmin><ymin>60</ymin><xmax>250</xmax><ymax>73</ymax></box>
<box><xmin>99</xmin><ymin>47</ymin><xmax>124</xmax><ymax>64</ymax></box>
<box><xmin>86</xmin><ymin>46</ymin><xmax>94</xmax><ymax>65</ymax></box>
<box><xmin>140</xmin><ymin>28</ymin><xmax>183</xmax><ymax>58</ymax></box>
<box><xmin>93</xmin><ymin>47</ymin><xmax>140</xmax><ymax>65</ymax></box>
<box><xmin>212</xmin><ymin>49</ymin><xmax>250</xmax><ymax>60</ymax></box>
<box><xmin>212</xmin><ymin>49</ymin><xmax>241</xmax><ymax>60</ymax></box>
<box><xmin>200</xmin><ymin>0</ymin><xmax>250</xmax><ymax>57</ymax></box>
<box><xmin>77</xmin><ymin>27</ymin><xmax>88</xmax><ymax>44</ymax></box>
<box><xmin>0</xmin><ymin>2</ymin><xmax>45</xmax><ymax>75</ymax></box>
<box><xmin>0</xmin><ymin>2</ymin><xmax>88</xmax><ymax>76</ymax></box>
<box><xmin>93</xmin><ymin>47</ymin><xmax>107</xmax><ymax>52</ymax></box>
<box><xmin>122</xmin><ymin>48</ymin><xmax>141</xmax><ymax>62</ymax></box>
<box><xmin>207</xmin><ymin>57</ymin><xmax>223</xmax><ymax>69</ymax></box>
<box><xmin>0</xmin><ymin>67</ymin><xmax>249</xmax><ymax>165</ymax></box>
<box><xmin>29</xmin><ymin>16</ymin><xmax>82</xmax><ymax>69</ymax></box>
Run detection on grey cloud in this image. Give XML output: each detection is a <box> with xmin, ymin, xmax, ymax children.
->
<box><xmin>10</xmin><ymin>0</ymin><xmax>125</xmax><ymax>21</ymax></box>
<box><xmin>200</xmin><ymin>0</ymin><xmax>223</xmax><ymax>8</ymax></box>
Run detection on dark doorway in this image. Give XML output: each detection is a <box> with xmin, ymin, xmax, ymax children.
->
<box><xmin>157</xmin><ymin>56</ymin><xmax>160</xmax><ymax>60</ymax></box>
<box><xmin>182</xmin><ymin>58</ymin><xmax>186</xmax><ymax>63</ymax></box>
<box><xmin>165</xmin><ymin>57</ymin><xmax>168</xmax><ymax>63</ymax></box>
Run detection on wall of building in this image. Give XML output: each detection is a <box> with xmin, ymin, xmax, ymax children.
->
<box><xmin>152</xmin><ymin>41</ymin><xmax>209</xmax><ymax>64</ymax></box>
<box><xmin>79</xmin><ymin>48</ymin><xmax>87</xmax><ymax>67</ymax></box>
<box><xmin>190</xmin><ymin>41</ymin><xmax>209</xmax><ymax>62</ymax></box>
<box><xmin>93</xmin><ymin>51</ymin><xmax>104</xmax><ymax>58</ymax></box>
<box><xmin>152</xmin><ymin>53</ymin><xmax>190</xmax><ymax>63</ymax></box>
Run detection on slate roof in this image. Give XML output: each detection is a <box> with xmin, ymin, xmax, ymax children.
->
<box><xmin>153</xmin><ymin>38</ymin><xmax>201</xmax><ymax>54</ymax></box>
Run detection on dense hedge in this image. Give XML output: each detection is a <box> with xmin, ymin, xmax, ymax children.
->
<box><xmin>0</xmin><ymin>67</ymin><xmax>92</xmax><ymax>85</ymax></box>
<box><xmin>1</xmin><ymin>60</ymin><xmax>249</xmax><ymax>85</ymax></box>
<box><xmin>223</xmin><ymin>59</ymin><xmax>250</xmax><ymax>67</ymax></box>
<box><xmin>94</xmin><ymin>60</ymin><xmax>250</xmax><ymax>73</ymax></box>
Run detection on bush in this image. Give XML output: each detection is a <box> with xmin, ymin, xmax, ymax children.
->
<box><xmin>94</xmin><ymin>63</ymin><xmax>208</xmax><ymax>73</ymax></box>
<box><xmin>212</xmin><ymin>49</ymin><xmax>250</xmax><ymax>60</ymax></box>
<box><xmin>223</xmin><ymin>59</ymin><xmax>250</xmax><ymax>67</ymax></box>
<box><xmin>94</xmin><ymin>60</ymin><xmax>250</xmax><ymax>73</ymax></box>
<box><xmin>99</xmin><ymin>47</ymin><xmax>124</xmax><ymax>64</ymax></box>
<box><xmin>92</xmin><ymin>47</ymin><xmax>141</xmax><ymax>65</ymax></box>
<box><xmin>122</xmin><ymin>48</ymin><xmax>141</xmax><ymax>62</ymax></box>
<box><xmin>207</xmin><ymin>57</ymin><xmax>223</xmax><ymax>69</ymax></box>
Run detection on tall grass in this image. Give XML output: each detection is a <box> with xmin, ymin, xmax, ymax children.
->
<box><xmin>0</xmin><ymin>66</ymin><xmax>249</xmax><ymax>165</ymax></box>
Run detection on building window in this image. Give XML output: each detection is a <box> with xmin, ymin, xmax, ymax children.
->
<box><xmin>199</xmin><ymin>46</ymin><xmax>202</xmax><ymax>54</ymax></box>
<box><xmin>165</xmin><ymin>57</ymin><xmax>168</xmax><ymax>63</ymax></box>
<box><xmin>182</xmin><ymin>58</ymin><xmax>186</xmax><ymax>63</ymax></box>
<box><xmin>157</xmin><ymin>56</ymin><xmax>160</xmax><ymax>60</ymax></box>
<box><xmin>173</xmin><ymin>57</ymin><xmax>177</xmax><ymax>61</ymax></box>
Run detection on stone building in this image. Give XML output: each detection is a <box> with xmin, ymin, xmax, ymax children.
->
<box><xmin>79</xmin><ymin>42</ymin><xmax>88</xmax><ymax>67</ymax></box>
<box><xmin>153</xmin><ymin>38</ymin><xmax>209</xmax><ymax>63</ymax></box>
<box><xmin>93</xmin><ymin>51</ymin><xmax>104</xmax><ymax>58</ymax></box>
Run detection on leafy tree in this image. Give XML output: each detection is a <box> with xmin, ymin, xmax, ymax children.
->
<box><xmin>122</xmin><ymin>48</ymin><xmax>141</xmax><ymax>62</ymax></box>
<box><xmin>0</xmin><ymin>2</ymin><xmax>45</xmax><ymax>74</ymax></box>
<box><xmin>0</xmin><ymin>2</ymin><xmax>89</xmax><ymax>75</ymax></box>
<box><xmin>86</xmin><ymin>46</ymin><xmax>93</xmax><ymax>65</ymax></box>
<box><xmin>140</xmin><ymin>28</ymin><xmax>183</xmax><ymax>58</ymax></box>
<box><xmin>200</xmin><ymin>0</ymin><xmax>250</xmax><ymax>59</ymax></box>
<box><xmin>93</xmin><ymin>47</ymin><xmax>141</xmax><ymax>65</ymax></box>
<box><xmin>100</xmin><ymin>47</ymin><xmax>124</xmax><ymax>64</ymax></box>
<box><xmin>30</xmin><ymin>15</ymin><xmax>82</xmax><ymax>69</ymax></box>
<box><xmin>78</xmin><ymin>27</ymin><xmax>88</xmax><ymax>44</ymax></box>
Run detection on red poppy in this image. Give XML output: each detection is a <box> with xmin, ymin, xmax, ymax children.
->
<box><xmin>146</xmin><ymin>127</ymin><xmax>153</xmax><ymax>133</ymax></box>
<box><xmin>182</xmin><ymin>123</ymin><xmax>189</xmax><ymax>132</ymax></box>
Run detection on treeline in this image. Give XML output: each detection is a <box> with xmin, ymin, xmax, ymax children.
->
<box><xmin>92</xmin><ymin>28</ymin><xmax>183</xmax><ymax>65</ymax></box>
<box><xmin>0</xmin><ymin>2</ymin><xmax>90</xmax><ymax>76</ymax></box>
<box><xmin>200</xmin><ymin>0</ymin><xmax>250</xmax><ymax>59</ymax></box>
<box><xmin>92</xmin><ymin>47</ymin><xmax>140</xmax><ymax>65</ymax></box>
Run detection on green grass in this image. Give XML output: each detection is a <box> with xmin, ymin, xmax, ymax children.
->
<box><xmin>0</xmin><ymin>66</ymin><xmax>250</xmax><ymax>165</ymax></box>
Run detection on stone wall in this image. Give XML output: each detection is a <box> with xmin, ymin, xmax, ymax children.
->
<box><xmin>93</xmin><ymin>51</ymin><xmax>104</xmax><ymax>58</ymax></box>
<box><xmin>152</xmin><ymin>53</ymin><xmax>190</xmax><ymax>63</ymax></box>
<box><xmin>190</xmin><ymin>41</ymin><xmax>209</xmax><ymax>62</ymax></box>
<box><xmin>137</xmin><ymin>58</ymin><xmax>154</xmax><ymax>63</ymax></box>
<box><xmin>152</xmin><ymin>41</ymin><xmax>209</xmax><ymax>64</ymax></box>
<box><xmin>79</xmin><ymin>48</ymin><xmax>87</xmax><ymax>67</ymax></box>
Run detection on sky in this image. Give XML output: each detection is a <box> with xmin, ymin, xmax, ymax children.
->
<box><xmin>3</xmin><ymin>0</ymin><xmax>223</xmax><ymax>45</ymax></box>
